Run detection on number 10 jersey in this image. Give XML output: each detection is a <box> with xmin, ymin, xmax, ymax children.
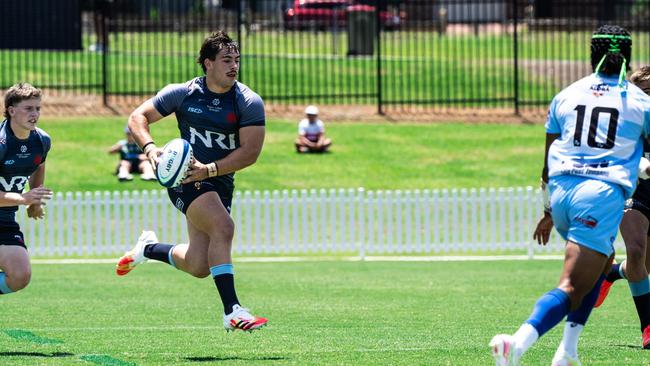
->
<box><xmin>546</xmin><ymin>73</ymin><xmax>650</xmax><ymax>198</ymax></box>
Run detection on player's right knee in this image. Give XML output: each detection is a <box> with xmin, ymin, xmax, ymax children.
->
<box><xmin>187</xmin><ymin>266</ymin><xmax>210</xmax><ymax>278</ymax></box>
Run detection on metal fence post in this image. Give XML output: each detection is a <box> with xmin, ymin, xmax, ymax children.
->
<box><xmin>102</xmin><ymin>10</ymin><xmax>109</xmax><ymax>107</ymax></box>
<box><xmin>376</xmin><ymin>0</ymin><xmax>383</xmax><ymax>115</ymax></box>
<box><xmin>513</xmin><ymin>0</ymin><xmax>520</xmax><ymax>115</ymax></box>
<box><xmin>238</xmin><ymin>0</ymin><xmax>245</xmax><ymax>83</ymax></box>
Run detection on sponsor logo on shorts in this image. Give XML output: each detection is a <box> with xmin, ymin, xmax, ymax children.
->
<box><xmin>575</xmin><ymin>215</ymin><xmax>598</xmax><ymax>228</ymax></box>
<box><xmin>175</xmin><ymin>198</ymin><xmax>184</xmax><ymax>211</ymax></box>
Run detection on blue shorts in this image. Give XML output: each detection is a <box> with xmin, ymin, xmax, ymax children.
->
<box><xmin>549</xmin><ymin>175</ymin><xmax>624</xmax><ymax>256</ymax></box>
<box><xmin>167</xmin><ymin>177</ymin><xmax>233</xmax><ymax>215</ymax></box>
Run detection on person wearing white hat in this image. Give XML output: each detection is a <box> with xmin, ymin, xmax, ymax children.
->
<box><xmin>295</xmin><ymin>105</ymin><xmax>332</xmax><ymax>153</ymax></box>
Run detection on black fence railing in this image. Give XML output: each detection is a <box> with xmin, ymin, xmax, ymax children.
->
<box><xmin>0</xmin><ymin>0</ymin><xmax>649</xmax><ymax>116</ymax></box>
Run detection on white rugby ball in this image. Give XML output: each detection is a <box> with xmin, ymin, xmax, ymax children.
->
<box><xmin>155</xmin><ymin>138</ymin><xmax>193</xmax><ymax>188</ymax></box>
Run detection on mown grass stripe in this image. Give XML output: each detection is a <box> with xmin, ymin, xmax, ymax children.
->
<box><xmin>79</xmin><ymin>354</ymin><xmax>136</xmax><ymax>366</ymax></box>
<box><xmin>2</xmin><ymin>329</ymin><xmax>63</xmax><ymax>344</ymax></box>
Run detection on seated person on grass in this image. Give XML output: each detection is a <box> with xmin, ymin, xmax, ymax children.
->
<box><xmin>108</xmin><ymin>126</ymin><xmax>156</xmax><ymax>181</ymax></box>
<box><xmin>295</xmin><ymin>105</ymin><xmax>332</xmax><ymax>153</ymax></box>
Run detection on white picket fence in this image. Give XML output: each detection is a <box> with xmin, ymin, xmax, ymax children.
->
<box><xmin>15</xmin><ymin>186</ymin><xmax>619</xmax><ymax>258</ymax></box>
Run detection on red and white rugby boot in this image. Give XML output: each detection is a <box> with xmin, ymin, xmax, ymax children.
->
<box><xmin>223</xmin><ymin>304</ymin><xmax>268</xmax><ymax>332</ymax></box>
<box><xmin>116</xmin><ymin>231</ymin><xmax>158</xmax><ymax>276</ymax></box>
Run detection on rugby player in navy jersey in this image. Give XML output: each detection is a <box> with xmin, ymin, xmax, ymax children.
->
<box><xmin>591</xmin><ymin>66</ymin><xmax>650</xmax><ymax>349</ymax></box>
<box><xmin>0</xmin><ymin>83</ymin><xmax>52</xmax><ymax>296</ymax></box>
<box><xmin>115</xmin><ymin>30</ymin><xmax>267</xmax><ymax>332</ymax></box>
<box><xmin>491</xmin><ymin>25</ymin><xmax>650</xmax><ymax>366</ymax></box>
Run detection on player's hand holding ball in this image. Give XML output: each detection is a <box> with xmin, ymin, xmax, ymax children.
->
<box><xmin>154</xmin><ymin>139</ymin><xmax>193</xmax><ymax>188</ymax></box>
<box><xmin>143</xmin><ymin>142</ymin><xmax>162</xmax><ymax>171</ymax></box>
<box><xmin>182</xmin><ymin>159</ymin><xmax>209</xmax><ymax>184</ymax></box>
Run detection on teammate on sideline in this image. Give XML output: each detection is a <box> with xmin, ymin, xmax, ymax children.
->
<box><xmin>0</xmin><ymin>83</ymin><xmax>53</xmax><ymax>296</ymax></box>
<box><xmin>491</xmin><ymin>25</ymin><xmax>650</xmax><ymax>366</ymax></box>
<box><xmin>115</xmin><ymin>30</ymin><xmax>268</xmax><ymax>332</ymax></box>
<box><xmin>592</xmin><ymin>65</ymin><xmax>650</xmax><ymax>348</ymax></box>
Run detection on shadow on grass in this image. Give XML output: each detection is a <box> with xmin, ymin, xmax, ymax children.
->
<box><xmin>185</xmin><ymin>356</ymin><xmax>286</xmax><ymax>362</ymax></box>
<box><xmin>614</xmin><ymin>344</ymin><xmax>642</xmax><ymax>350</ymax></box>
<box><xmin>0</xmin><ymin>351</ymin><xmax>74</xmax><ymax>358</ymax></box>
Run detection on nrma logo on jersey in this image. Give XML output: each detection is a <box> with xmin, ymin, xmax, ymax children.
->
<box><xmin>0</xmin><ymin>176</ymin><xmax>28</xmax><ymax>191</ymax></box>
<box><xmin>189</xmin><ymin>127</ymin><xmax>236</xmax><ymax>150</ymax></box>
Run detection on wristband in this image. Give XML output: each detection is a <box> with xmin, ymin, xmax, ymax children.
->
<box><xmin>541</xmin><ymin>179</ymin><xmax>551</xmax><ymax>214</ymax></box>
<box><xmin>142</xmin><ymin>141</ymin><xmax>155</xmax><ymax>152</ymax></box>
<box><xmin>207</xmin><ymin>162</ymin><xmax>219</xmax><ymax>177</ymax></box>
<box><xmin>143</xmin><ymin>143</ymin><xmax>157</xmax><ymax>157</ymax></box>
<box><xmin>639</xmin><ymin>157</ymin><xmax>650</xmax><ymax>179</ymax></box>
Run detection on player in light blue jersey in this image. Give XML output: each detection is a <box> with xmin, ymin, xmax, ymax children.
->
<box><xmin>491</xmin><ymin>25</ymin><xmax>650</xmax><ymax>366</ymax></box>
<box><xmin>0</xmin><ymin>83</ymin><xmax>53</xmax><ymax>297</ymax></box>
<box><xmin>115</xmin><ymin>31</ymin><xmax>268</xmax><ymax>332</ymax></box>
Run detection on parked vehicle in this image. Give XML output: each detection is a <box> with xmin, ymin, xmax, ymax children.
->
<box><xmin>283</xmin><ymin>0</ymin><xmax>404</xmax><ymax>31</ymax></box>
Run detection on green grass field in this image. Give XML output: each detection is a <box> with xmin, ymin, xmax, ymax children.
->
<box><xmin>40</xmin><ymin>116</ymin><xmax>544</xmax><ymax>193</ymax></box>
<box><xmin>0</xmin><ymin>261</ymin><xmax>647</xmax><ymax>365</ymax></box>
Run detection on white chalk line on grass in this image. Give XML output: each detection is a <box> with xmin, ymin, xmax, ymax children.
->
<box><xmin>27</xmin><ymin>325</ymin><xmax>216</xmax><ymax>332</ymax></box>
<box><xmin>32</xmin><ymin>255</ymin><xmax>565</xmax><ymax>265</ymax></box>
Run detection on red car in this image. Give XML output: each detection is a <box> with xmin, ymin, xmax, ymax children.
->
<box><xmin>283</xmin><ymin>0</ymin><xmax>404</xmax><ymax>31</ymax></box>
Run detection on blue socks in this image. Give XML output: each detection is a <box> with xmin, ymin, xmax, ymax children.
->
<box><xmin>210</xmin><ymin>264</ymin><xmax>240</xmax><ymax>314</ymax></box>
<box><xmin>0</xmin><ymin>272</ymin><xmax>13</xmax><ymax>294</ymax></box>
<box><xmin>525</xmin><ymin>288</ymin><xmax>571</xmax><ymax>337</ymax></box>
<box><xmin>527</xmin><ymin>275</ymin><xmax>607</xmax><ymax>336</ymax></box>
<box><xmin>567</xmin><ymin>274</ymin><xmax>605</xmax><ymax>325</ymax></box>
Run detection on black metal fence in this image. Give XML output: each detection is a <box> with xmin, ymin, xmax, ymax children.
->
<box><xmin>1</xmin><ymin>0</ymin><xmax>649</xmax><ymax>116</ymax></box>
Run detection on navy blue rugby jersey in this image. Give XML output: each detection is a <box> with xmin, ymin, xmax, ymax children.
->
<box><xmin>634</xmin><ymin>139</ymin><xmax>650</xmax><ymax>204</ymax></box>
<box><xmin>0</xmin><ymin>120</ymin><xmax>51</xmax><ymax>224</ymax></box>
<box><xmin>152</xmin><ymin>77</ymin><xmax>265</xmax><ymax>186</ymax></box>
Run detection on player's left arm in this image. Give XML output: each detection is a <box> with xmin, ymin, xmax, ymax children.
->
<box><xmin>183</xmin><ymin>125</ymin><xmax>265</xmax><ymax>183</ymax></box>
<box><xmin>27</xmin><ymin>163</ymin><xmax>47</xmax><ymax>219</ymax></box>
<box><xmin>534</xmin><ymin>133</ymin><xmax>560</xmax><ymax>245</ymax></box>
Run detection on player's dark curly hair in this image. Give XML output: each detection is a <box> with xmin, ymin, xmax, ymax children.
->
<box><xmin>591</xmin><ymin>25</ymin><xmax>631</xmax><ymax>75</ymax></box>
<box><xmin>3</xmin><ymin>82</ymin><xmax>41</xmax><ymax>120</ymax></box>
<box><xmin>197</xmin><ymin>30</ymin><xmax>239</xmax><ymax>73</ymax></box>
